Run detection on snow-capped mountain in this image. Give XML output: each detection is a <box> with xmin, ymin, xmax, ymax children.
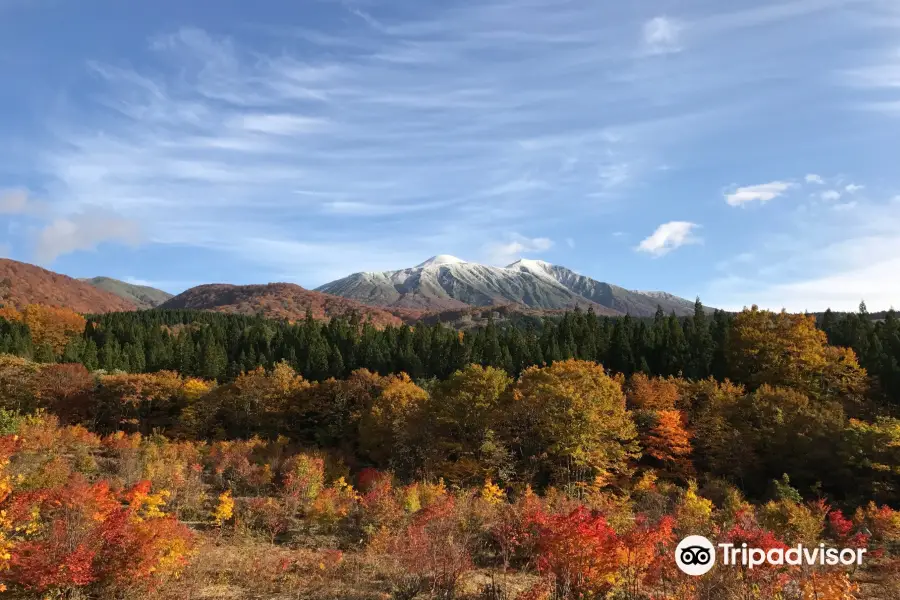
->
<box><xmin>315</xmin><ymin>256</ymin><xmax>701</xmax><ymax>317</ymax></box>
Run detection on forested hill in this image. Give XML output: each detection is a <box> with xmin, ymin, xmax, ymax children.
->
<box><xmin>1</xmin><ymin>300</ymin><xmax>899</xmax><ymax>405</ymax></box>
<box><xmin>0</xmin><ymin>258</ymin><xmax>137</xmax><ymax>313</ymax></box>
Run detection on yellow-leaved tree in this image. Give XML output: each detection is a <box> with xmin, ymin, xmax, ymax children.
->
<box><xmin>505</xmin><ymin>359</ymin><xmax>639</xmax><ymax>488</ymax></box>
<box><xmin>727</xmin><ymin>306</ymin><xmax>867</xmax><ymax>403</ymax></box>
<box><xmin>358</xmin><ymin>373</ymin><xmax>428</xmax><ymax>468</ymax></box>
<box><xmin>421</xmin><ymin>364</ymin><xmax>512</xmax><ymax>485</ymax></box>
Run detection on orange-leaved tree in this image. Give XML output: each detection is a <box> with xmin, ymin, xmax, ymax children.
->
<box><xmin>535</xmin><ymin>505</ymin><xmax>621</xmax><ymax>599</ymax></box>
<box><xmin>626</xmin><ymin>373</ymin><xmax>682</xmax><ymax>411</ymax></box>
<box><xmin>1</xmin><ymin>475</ymin><xmax>194</xmax><ymax>594</ymax></box>
<box><xmin>20</xmin><ymin>304</ymin><xmax>86</xmax><ymax>356</ymax></box>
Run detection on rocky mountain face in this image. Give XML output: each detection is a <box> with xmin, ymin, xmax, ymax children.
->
<box><xmin>80</xmin><ymin>277</ymin><xmax>173</xmax><ymax>309</ymax></box>
<box><xmin>317</xmin><ymin>256</ymin><xmax>701</xmax><ymax>317</ymax></box>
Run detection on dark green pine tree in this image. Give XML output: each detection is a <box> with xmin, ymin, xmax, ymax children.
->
<box><xmin>176</xmin><ymin>334</ymin><xmax>196</xmax><ymax>375</ymax></box>
<box><xmin>448</xmin><ymin>333</ymin><xmax>469</xmax><ymax>374</ymax></box>
<box><xmin>199</xmin><ymin>332</ymin><xmax>227</xmax><ymax>381</ymax></box>
<box><xmin>305</xmin><ymin>334</ymin><xmax>330</xmax><ymax>381</ymax></box>
<box><xmin>100</xmin><ymin>337</ymin><xmax>123</xmax><ymax>371</ymax></box>
<box><xmin>608</xmin><ymin>316</ymin><xmax>636</xmax><ymax>375</ymax></box>
<box><xmin>686</xmin><ymin>298</ymin><xmax>713</xmax><ymax>379</ymax></box>
<box><xmin>81</xmin><ymin>338</ymin><xmax>99</xmax><ymax>371</ymax></box>
<box><xmin>328</xmin><ymin>344</ymin><xmax>345</xmax><ymax>379</ymax></box>
<box><xmin>709</xmin><ymin>310</ymin><xmax>731</xmax><ymax>381</ymax></box>
<box><xmin>34</xmin><ymin>342</ymin><xmax>56</xmax><ymax>364</ymax></box>
<box><xmin>821</xmin><ymin>308</ymin><xmax>837</xmax><ymax>342</ymax></box>
<box><xmin>482</xmin><ymin>317</ymin><xmax>503</xmax><ymax>368</ymax></box>
<box><xmin>664</xmin><ymin>313</ymin><xmax>689</xmax><ymax>377</ymax></box>
<box><xmin>61</xmin><ymin>336</ymin><xmax>85</xmax><ymax>364</ymax></box>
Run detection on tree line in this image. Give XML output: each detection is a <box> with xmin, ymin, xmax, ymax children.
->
<box><xmin>2</xmin><ymin>299</ymin><xmax>900</xmax><ymax>405</ymax></box>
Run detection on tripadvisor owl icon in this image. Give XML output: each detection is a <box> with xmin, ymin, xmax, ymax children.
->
<box><xmin>676</xmin><ymin>535</ymin><xmax>716</xmax><ymax>576</ymax></box>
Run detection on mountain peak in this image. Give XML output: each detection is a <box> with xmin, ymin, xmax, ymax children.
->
<box><xmin>416</xmin><ymin>255</ymin><xmax>466</xmax><ymax>268</ymax></box>
<box><xmin>506</xmin><ymin>258</ymin><xmax>552</xmax><ymax>269</ymax></box>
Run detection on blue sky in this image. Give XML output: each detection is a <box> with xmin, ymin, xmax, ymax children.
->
<box><xmin>1</xmin><ymin>0</ymin><xmax>899</xmax><ymax>311</ymax></box>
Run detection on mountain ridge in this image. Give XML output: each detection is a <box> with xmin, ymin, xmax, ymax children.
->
<box><xmin>157</xmin><ymin>282</ymin><xmax>417</xmax><ymax>327</ymax></box>
<box><xmin>80</xmin><ymin>276</ymin><xmax>173</xmax><ymax>309</ymax></box>
<box><xmin>317</xmin><ymin>256</ymin><xmax>701</xmax><ymax>317</ymax></box>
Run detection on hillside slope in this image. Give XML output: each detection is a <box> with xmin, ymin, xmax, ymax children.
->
<box><xmin>157</xmin><ymin>282</ymin><xmax>410</xmax><ymax>326</ymax></box>
<box><xmin>0</xmin><ymin>258</ymin><xmax>137</xmax><ymax>313</ymax></box>
<box><xmin>81</xmin><ymin>276</ymin><xmax>173</xmax><ymax>309</ymax></box>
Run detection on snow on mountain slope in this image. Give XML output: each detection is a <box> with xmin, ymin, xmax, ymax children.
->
<box><xmin>416</xmin><ymin>255</ymin><xmax>467</xmax><ymax>267</ymax></box>
<box><xmin>507</xmin><ymin>259</ymin><xmax>700</xmax><ymax>316</ymax></box>
<box><xmin>316</xmin><ymin>256</ymin><xmax>701</xmax><ymax>317</ymax></box>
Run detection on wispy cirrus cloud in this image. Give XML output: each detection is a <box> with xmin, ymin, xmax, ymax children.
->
<box><xmin>0</xmin><ymin>0</ymin><xmax>894</xmax><ymax>298</ymax></box>
<box><xmin>32</xmin><ymin>8</ymin><xmax>721</xmax><ymax>280</ymax></box>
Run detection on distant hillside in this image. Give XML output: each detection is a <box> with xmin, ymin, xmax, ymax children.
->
<box><xmin>80</xmin><ymin>276</ymin><xmax>173</xmax><ymax>309</ymax></box>
<box><xmin>317</xmin><ymin>255</ymin><xmax>701</xmax><ymax>317</ymax></box>
<box><xmin>157</xmin><ymin>282</ymin><xmax>410</xmax><ymax>327</ymax></box>
<box><xmin>416</xmin><ymin>304</ymin><xmax>572</xmax><ymax>329</ymax></box>
<box><xmin>0</xmin><ymin>258</ymin><xmax>137</xmax><ymax>313</ymax></box>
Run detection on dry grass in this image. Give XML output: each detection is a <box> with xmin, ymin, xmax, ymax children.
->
<box><xmin>149</xmin><ymin>534</ymin><xmax>384</xmax><ymax>600</ymax></box>
<box><xmin>141</xmin><ymin>532</ymin><xmax>544</xmax><ymax>600</ymax></box>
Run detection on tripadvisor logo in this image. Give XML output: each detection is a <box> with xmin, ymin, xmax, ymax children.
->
<box><xmin>676</xmin><ymin>536</ymin><xmax>716</xmax><ymax>576</ymax></box>
<box><xmin>675</xmin><ymin>535</ymin><xmax>867</xmax><ymax>576</ymax></box>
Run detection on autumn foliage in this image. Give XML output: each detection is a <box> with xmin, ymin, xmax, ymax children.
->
<box><xmin>0</xmin><ymin>304</ymin><xmax>899</xmax><ymax>598</ymax></box>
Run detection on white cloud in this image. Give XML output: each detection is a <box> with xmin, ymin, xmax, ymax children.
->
<box><xmin>34</xmin><ymin>209</ymin><xmax>142</xmax><ymax>264</ymax></box>
<box><xmin>833</xmin><ymin>201</ymin><xmax>858</xmax><ymax>211</ymax></box>
<box><xmin>637</xmin><ymin>221</ymin><xmax>700</xmax><ymax>257</ymax></box>
<box><xmin>821</xmin><ymin>190</ymin><xmax>841</xmax><ymax>201</ymax></box>
<box><xmin>484</xmin><ymin>234</ymin><xmax>554</xmax><ymax>265</ymax></box>
<box><xmin>1</xmin><ymin>189</ymin><xmax>140</xmax><ymax>263</ymax></box>
<box><xmin>805</xmin><ymin>174</ymin><xmax>825</xmax><ymax>184</ymax></box>
<box><xmin>0</xmin><ymin>243</ymin><xmax>10</xmax><ymax>259</ymax></box>
<box><xmin>845</xmin><ymin>183</ymin><xmax>865</xmax><ymax>193</ymax></box>
<box><xmin>229</xmin><ymin>114</ymin><xmax>330</xmax><ymax>136</ymax></box>
<box><xmin>0</xmin><ymin>188</ymin><xmax>46</xmax><ymax>216</ymax></box>
<box><xmin>725</xmin><ymin>181</ymin><xmax>793</xmax><ymax>206</ymax></box>
<box><xmin>566</xmin><ymin>237</ymin><xmax>575</xmax><ymax>248</ymax></box>
<box><xmin>643</xmin><ymin>16</ymin><xmax>683</xmax><ymax>55</ymax></box>
<box><xmin>707</xmin><ymin>198</ymin><xmax>900</xmax><ymax>312</ymax></box>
